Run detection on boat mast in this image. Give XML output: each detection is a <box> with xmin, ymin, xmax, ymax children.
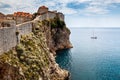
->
<box><xmin>93</xmin><ymin>29</ymin><xmax>94</xmax><ymax>37</ymax></box>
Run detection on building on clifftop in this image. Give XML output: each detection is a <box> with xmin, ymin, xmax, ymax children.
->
<box><xmin>14</xmin><ymin>12</ymin><xmax>32</xmax><ymax>24</ymax></box>
<box><xmin>35</xmin><ymin>6</ymin><xmax>64</xmax><ymax>21</ymax></box>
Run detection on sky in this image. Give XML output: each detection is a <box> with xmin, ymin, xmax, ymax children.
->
<box><xmin>0</xmin><ymin>0</ymin><xmax>120</xmax><ymax>27</ymax></box>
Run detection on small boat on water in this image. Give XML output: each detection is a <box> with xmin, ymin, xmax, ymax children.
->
<box><xmin>91</xmin><ymin>29</ymin><xmax>97</xmax><ymax>39</ymax></box>
<box><xmin>91</xmin><ymin>36</ymin><xmax>97</xmax><ymax>39</ymax></box>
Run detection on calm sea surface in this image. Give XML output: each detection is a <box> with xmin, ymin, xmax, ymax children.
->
<box><xmin>56</xmin><ymin>28</ymin><xmax>120</xmax><ymax>80</ymax></box>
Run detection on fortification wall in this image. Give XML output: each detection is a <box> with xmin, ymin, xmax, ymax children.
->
<box><xmin>16</xmin><ymin>21</ymin><xmax>33</xmax><ymax>43</ymax></box>
<box><xmin>16</xmin><ymin>21</ymin><xmax>32</xmax><ymax>36</ymax></box>
<box><xmin>38</xmin><ymin>12</ymin><xmax>56</xmax><ymax>21</ymax></box>
<box><xmin>0</xmin><ymin>20</ymin><xmax>16</xmax><ymax>28</ymax></box>
<box><xmin>0</xmin><ymin>12</ymin><xmax>64</xmax><ymax>54</ymax></box>
<box><xmin>39</xmin><ymin>13</ymin><xmax>48</xmax><ymax>21</ymax></box>
<box><xmin>37</xmin><ymin>12</ymin><xmax>64</xmax><ymax>21</ymax></box>
<box><xmin>0</xmin><ymin>21</ymin><xmax>32</xmax><ymax>54</ymax></box>
<box><xmin>47</xmin><ymin>12</ymin><xmax>57</xmax><ymax>19</ymax></box>
<box><xmin>0</xmin><ymin>26</ymin><xmax>17</xmax><ymax>54</ymax></box>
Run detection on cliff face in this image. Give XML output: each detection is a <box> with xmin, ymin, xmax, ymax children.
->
<box><xmin>36</xmin><ymin>17</ymin><xmax>73</xmax><ymax>54</ymax></box>
<box><xmin>47</xmin><ymin>25</ymin><xmax>72</xmax><ymax>51</ymax></box>
<box><xmin>0</xmin><ymin>16</ymin><xmax>72</xmax><ymax>80</ymax></box>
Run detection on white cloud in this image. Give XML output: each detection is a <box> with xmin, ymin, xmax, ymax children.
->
<box><xmin>0</xmin><ymin>0</ymin><xmax>120</xmax><ymax>15</ymax></box>
<box><xmin>59</xmin><ymin>7</ymin><xmax>77</xmax><ymax>14</ymax></box>
<box><xmin>55</xmin><ymin>0</ymin><xmax>120</xmax><ymax>15</ymax></box>
<box><xmin>0</xmin><ymin>0</ymin><xmax>37</xmax><ymax>14</ymax></box>
<box><xmin>84</xmin><ymin>6</ymin><xmax>109</xmax><ymax>15</ymax></box>
<box><xmin>115</xmin><ymin>0</ymin><xmax>120</xmax><ymax>3</ymax></box>
<box><xmin>77</xmin><ymin>0</ymin><xmax>91</xmax><ymax>3</ymax></box>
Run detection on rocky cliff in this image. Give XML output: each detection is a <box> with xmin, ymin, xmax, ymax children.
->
<box><xmin>34</xmin><ymin>17</ymin><xmax>72</xmax><ymax>54</ymax></box>
<box><xmin>0</xmin><ymin>16</ymin><xmax>72</xmax><ymax>80</ymax></box>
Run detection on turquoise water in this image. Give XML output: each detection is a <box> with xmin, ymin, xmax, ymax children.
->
<box><xmin>56</xmin><ymin>28</ymin><xmax>120</xmax><ymax>80</ymax></box>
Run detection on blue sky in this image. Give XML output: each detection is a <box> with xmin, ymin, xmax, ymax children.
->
<box><xmin>0</xmin><ymin>0</ymin><xmax>120</xmax><ymax>27</ymax></box>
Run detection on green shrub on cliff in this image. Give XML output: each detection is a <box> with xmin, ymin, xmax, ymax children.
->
<box><xmin>55</xmin><ymin>17</ymin><xmax>65</xmax><ymax>28</ymax></box>
<box><xmin>0</xmin><ymin>29</ymin><xmax>51</xmax><ymax>80</ymax></box>
<box><xmin>42</xmin><ymin>19</ymin><xmax>49</xmax><ymax>26</ymax></box>
<box><xmin>51</xmin><ymin>21</ymin><xmax>57</xmax><ymax>28</ymax></box>
<box><xmin>51</xmin><ymin>17</ymin><xmax>65</xmax><ymax>28</ymax></box>
<box><xmin>59</xmin><ymin>20</ymin><xmax>65</xmax><ymax>28</ymax></box>
<box><xmin>39</xmin><ymin>17</ymin><xmax>66</xmax><ymax>29</ymax></box>
<box><xmin>16</xmin><ymin>44</ymin><xmax>24</xmax><ymax>54</ymax></box>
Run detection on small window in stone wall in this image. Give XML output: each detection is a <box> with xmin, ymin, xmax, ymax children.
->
<box><xmin>1</xmin><ymin>22</ymin><xmax>11</xmax><ymax>27</ymax></box>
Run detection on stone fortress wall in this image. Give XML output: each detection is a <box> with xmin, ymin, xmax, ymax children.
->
<box><xmin>0</xmin><ymin>9</ymin><xmax>64</xmax><ymax>55</ymax></box>
<box><xmin>35</xmin><ymin>6</ymin><xmax>64</xmax><ymax>21</ymax></box>
<box><xmin>35</xmin><ymin>12</ymin><xmax>64</xmax><ymax>21</ymax></box>
<box><xmin>0</xmin><ymin>26</ymin><xmax>17</xmax><ymax>54</ymax></box>
<box><xmin>0</xmin><ymin>21</ymin><xmax>32</xmax><ymax>54</ymax></box>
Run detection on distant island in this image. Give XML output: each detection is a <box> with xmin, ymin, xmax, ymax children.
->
<box><xmin>0</xmin><ymin>6</ymin><xmax>72</xmax><ymax>80</ymax></box>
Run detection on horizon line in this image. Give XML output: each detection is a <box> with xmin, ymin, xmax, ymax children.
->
<box><xmin>69</xmin><ymin>27</ymin><xmax>120</xmax><ymax>29</ymax></box>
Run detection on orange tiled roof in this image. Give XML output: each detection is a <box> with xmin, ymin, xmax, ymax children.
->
<box><xmin>14</xmin><ymin>12</ymin><xmax>32</xmax><ymax>18</ymax></box>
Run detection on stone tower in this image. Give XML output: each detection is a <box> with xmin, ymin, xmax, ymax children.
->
<box><xmin>37</xmin><ymin>6</ymin><xmax>48</xmax><ymax>14</ymax></box>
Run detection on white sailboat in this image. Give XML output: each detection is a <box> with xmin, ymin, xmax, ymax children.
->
<box><xmin>91</xmin><ymin>29</ymin><xmax>97</xmax><ymax>39</ymax></box>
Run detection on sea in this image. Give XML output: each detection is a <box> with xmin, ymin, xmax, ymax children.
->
<box><xmin>56</xmin><ymin>28</ymin><xmax>120</xmax><ymax>80</ymax></box>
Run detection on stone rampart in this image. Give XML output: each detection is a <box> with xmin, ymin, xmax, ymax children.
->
<box><xmin>0</xmin><ymin>26</ymin><xmax>17</xmax><ymax>54</ymax></box>
<box><xmin>0</xmin><ymin>12</ymin><xmax>64</xmax><ymax>54</ymax></box>
<box><xmin>0</xmin><ymin>21</ymin><xmax>32</xmax><ymax>54</ymax></box>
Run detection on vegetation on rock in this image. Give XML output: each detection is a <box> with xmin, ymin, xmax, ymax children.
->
<box><xmin>40</xmin><ymin>17</ymin><xmax>65</xmax><ymax>29</ymax></box>
<box><xmin>0</xmin><ymin>19</ymin><xmax>69</xmax><ymax>80</ymax></box>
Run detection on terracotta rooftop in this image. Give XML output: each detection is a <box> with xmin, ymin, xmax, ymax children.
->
<box><xmin>14</xmin><ymin>12</ymin><xmax>32</xmax><ymax>18</ymax></box>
